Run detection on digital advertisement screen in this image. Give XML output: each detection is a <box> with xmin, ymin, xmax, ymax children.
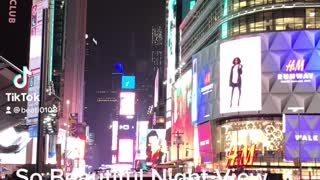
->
<box><xmin>146</xmin><ymin>129</ymin><xmax>166</xmax><ymax>166</ymax></box>
<box><xmin>172</xmin><ymin>70</ymin><xmax>194</xmax><ymax>160</ymax></box>
<box><xmin>66</xmin><ymin>137</ymin><xmax>85</xmax><ymax>160</ymax></box>
<box><xmin>119</xmin><ymin>92</ymin><xmax>135</xmax><ymax>115</ymax></box>
<box><xmin>136</xmin><ymin>121</ymin><xmax>149</xmax><ymax>160</ymax></box>
<box><xmin>191</xmin><ymin>42</ymin><xmax>219</xmax><ymax>125</ymax></box>
<box><xmin>0</xmin><ymin>127</ymin><xmax>30</xmax><ymax>164</ymax></box>
<box><xmin>166</xmin><ymin>0</ymin><xmax>176</xmax><ymax>117</ymax></box>
<box><xmin>121</xmin><ymin>76</ymin><xmax>136</xmax><ymax>90</ymax></box>
<box><xmin>284</xmin><ymin>115</ymin><xmax>320</xmax><ymax>162</ymax></box>
<box><xmin>118</xmin><ymin>139</ymin><xmax>134</xmax><ymax>163</ymax></box>
<box><xmin>216</xmin><ymin>119</ymin><xmax>283</xmax><ymax>153</ymax></box>
<box><xmin>198</xmin><ymin>122</ymin><xmax>213</xmax><ymax>163</ymax></box>
<box><xmin>27</xmin><ymin>0</ymin><xmax>46</xmax><ymax>125</ymax></box>
<box><xmin>220</xmin><ymin>36</ymin><xmax>262</xmax><ymax>114</ymax></box>
<box><xmin>118</xmin><ymin>116</ymin><xmax>136</xmax><ymax>139</ymax></box>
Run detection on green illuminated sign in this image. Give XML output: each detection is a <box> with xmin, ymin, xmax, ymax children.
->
<box><xmin>49</xmin><ymin>0</ymin><xmax>55</xmax><ymax>83</ymax></box>
<box><xmin>221</xmin><ymin>0</ymin><xmax>229</xmax><ymax>39</ymax></box>
<box><xmin>221</xmin><ymin>22</ymin><xmax>228</xmax><ymax>39</ymax></box>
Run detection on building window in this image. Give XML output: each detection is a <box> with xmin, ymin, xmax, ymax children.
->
<box><xmin>239</xmin><ymin>17</ymin><xmax>247</xmax><ymax>34</ymax></box>
<box><xmin>306</xmin><ymin>8</ymin><xmax>316</xmax><ymax>29</ymax></box>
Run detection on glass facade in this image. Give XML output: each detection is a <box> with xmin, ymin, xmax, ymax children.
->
<box><xmin>181</xmin><ymin>0</ymin><xmax>320</xmax><ymax>61</ymax></box>
<box><xmin>229</xmin><ymin>8</ymin><xmax>320</xmax><ymax>36</ymax></box>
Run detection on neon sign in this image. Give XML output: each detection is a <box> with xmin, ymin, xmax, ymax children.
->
<box><xmin>226</xmin><ymin>145</ymin><xmax>256</xmax><ymax>167</ymax></box>
<box><xmin>277</xmin><ymin>59</ymin><xmax>314</xmax><ymax>83</ymax></box>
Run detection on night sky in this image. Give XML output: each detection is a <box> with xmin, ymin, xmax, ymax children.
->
<box><xmin>86</xmin><ymin>0</ymin><xmax>165</xmax><ymax>167</ymax></box>
<box><xmin>87</xmin><ymin>0</ymin><xmax>165</xmax><ymax>58</ymax></box>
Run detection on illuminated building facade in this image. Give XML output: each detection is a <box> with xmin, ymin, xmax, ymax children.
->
<box><xmin>152</xmin><ymin>25</ymin><xmax>164</xmax><ymax>73</ymax></box>
<box><xmin>166</xmin><ymin>0</ymin><xmax>320</xmax><ymax>179</ymax></box>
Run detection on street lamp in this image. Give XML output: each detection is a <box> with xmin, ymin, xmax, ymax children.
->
<box><xmin>173</xmin><ymin>130</ymin><xmax>184</xmax><ymax>173</ymax></box>
<box><xmin>287</xmin><ymin>106</ymin><xmax>304</xmax><ymax>180</ymax></box>
<box><xmin>64</xmin><ymin>100</ymin><xmax>70</xmax><ymax>173</ymax></box>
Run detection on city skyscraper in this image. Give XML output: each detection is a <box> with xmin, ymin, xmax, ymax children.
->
<box><xmin>151</xmin><ymin>25</ymin><xmax>164</xmax><ymax>73</ymax></box>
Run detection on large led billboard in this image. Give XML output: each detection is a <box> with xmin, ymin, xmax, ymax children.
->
<box><xmin>118</xmin><ymin>116</ymin><xmax>136</xmax><ymax>139</ymax></box>
<box><xmin>111</xmin><ymin>121</ymin><xmax>118</xmax><ymax>151</ymax></box>
<box><xmin>66</xmin><ymin>137</ymin><xmax>85</xmax><ymax>160</ymax></box>
<box><xmin>27</xmin><ymin>0</ymin><xmax>47</xmax><ymax>125</ymax></box>
<box><xmin>191</xmin><ymin>42</ymin><xmax>219</xmax><ymax>125</ymax></box>
<box><xmin>220</xmin><ymin>36</ymin><xmax>262</xmax><ymax>114</ymax></box>
<box><xmin>214</xmin><ymin>118</ymin><xmax>283</xmax><ymax>155</ymax></box>
<box><xmin>118</xmin><ymin>139</ymin><xmax>134</xmax><ymax>163</ymax></box>
<box><xmin>121</xmin><ymin>76</ymin><xmax>135</xmax><ymax>90</ymax></box>
<box><xmin>166</xmin><ymin>0</ymin><xmax>176</xmax><ymax>118</ymax></box>
<box><xmin>284</xmin><ymin>115</ymin><xmax>320</xmax><ymax>162</ymax></box>
<box><xmin>119</xmin><ymin>92</ymin><xmax>135</xmax><ymax>115</ymax></box>
<box><xmin>146</xmin><ymin>129</ymin><xmax>166</xmax><ymax>166</ymax></box>
<box><xmin>0</xmin><ymin>127</ymin><xmax>30</xmax><ymax>164</ymax></box>
<box><xmin>218</xmin><ymin>30</ymin><xmax>320</xmax><ymax>115</ymax></box>
<box><xmin>172</xmin><ymin>70</ymin><xmax>194</xmax><ymax>160</ymax></box>
<box><xmin>136</xmin><ymin>121</ymin><xmax>149</xmax><ymax>160</ymax></box>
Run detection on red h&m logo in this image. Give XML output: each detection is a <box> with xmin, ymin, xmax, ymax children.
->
<box><xmin>226</xmin><ymin>144</ymin><xmax>256</xmax><ymax>167</ymax></box>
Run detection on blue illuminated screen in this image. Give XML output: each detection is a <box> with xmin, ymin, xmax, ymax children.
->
<box><xmin>121</xmin><ymin>76</ymin><xmax>136</xmax><ymax>90</ymax></box>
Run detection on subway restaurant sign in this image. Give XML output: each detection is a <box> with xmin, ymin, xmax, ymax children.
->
<box><xmin>226</xmin><ymin>145</ymin><xmax>256</xmax><ymax>167</ymax></box>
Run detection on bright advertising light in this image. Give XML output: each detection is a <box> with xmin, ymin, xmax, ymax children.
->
<box><xmin>166</xmin><ymin>0</ymin><xmax>176</xmax><ymax>117</ymax></box>
<box><xmin>136</xmin><ymin>121</ymin><xmax>149</xmax><ymax>159</ymax></box>
<box><xmin>221</xmin><ymin>120</ymin><xmax>283</xmax><ymax>152</ymax></box>
<box><xmin>220</xmin><ymin>36</ymin><xmax>262</xmax><ymax>114</ymax></box>
<box><xmin>66</xmin><ymin>137</ymin><xmax>85</xmax><ymax>159</ymax></box>
<box><xmin>118</xmin><ymin>139</ymin><xmax>134</xmax><ymax>163</ymax></box>
<box><xmin>172</xmin><ymin>70</ymin><xmax>194</xmax><ymax>161</ymax></box>
<box><xmin>119</xmin><ymin>92</ymin><xmax>135</xmax><ymax>115</ymax></box>
<box><xmin>112</xmin><ymin>121</ymin><xmax>119</xmax><ymax>151</ymax></box>
<box><xmin>191</xmin><ymin>58</ymin><xmax>198</xmax><ymax>124</ymax></box>
<box><xmin>154</xmin><ymin>69</ymin><xmax>159</xmax><ymax>107</ymax></box>
<box><xmin>0</xmin><ymin>127</ymin><xmax>30</xmax><ymax>164</ymax></box>
<box><xmin>121</xmin><ymin>76</ymin><xmax>136</xmax><ymax>90</ymax></box>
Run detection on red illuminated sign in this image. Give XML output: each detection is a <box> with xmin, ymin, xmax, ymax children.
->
<box><xmin>226</xmin><ymin>145</ymin><xmax>256</xmax><ymax>167</ymax></box>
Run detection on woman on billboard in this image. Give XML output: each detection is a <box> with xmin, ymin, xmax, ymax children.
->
<box><xmin>146</xmin><ymin>130</ymin><xmax>165</xmax><ymax>168</ymax></box>
<box><xmin>229</xmin><ymin>57</ymin><xmax>243</xmax><ymax>107</ymax></box>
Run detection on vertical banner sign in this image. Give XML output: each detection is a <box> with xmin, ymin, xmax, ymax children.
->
<box><xmin>0</xmin><ymin>0</ymin><xmax>32</xmax><ymax>69</ymax></box>
<box><xmin>69</xmin><ymin>113</ymin><xmax>79</xmax><ymax>137</ymax></box>
<box><xmin>56</xmin><ymin>144</ymin><xmax>61</xmax><ymax>168</ymax></box>
<box><xmin>27</xmin><ymin>0</ymin><xmax>47</xmax><ymax>125</ymax></box>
